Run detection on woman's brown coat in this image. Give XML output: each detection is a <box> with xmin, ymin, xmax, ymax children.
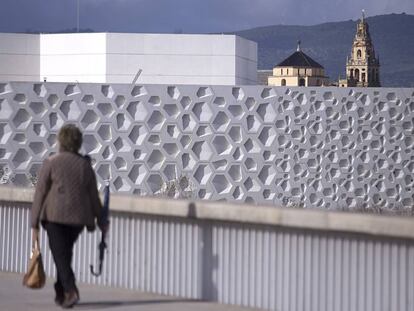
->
<box><xmin>31</xmin><ymin>151</ymin><xmax>102</xmax><ymax>229</ymax></box>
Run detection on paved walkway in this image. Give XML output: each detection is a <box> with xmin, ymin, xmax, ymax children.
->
<box><xmin>0</xmin><ymin>272</ymin><xmax>259</xmax><ymax>311</ymax></box>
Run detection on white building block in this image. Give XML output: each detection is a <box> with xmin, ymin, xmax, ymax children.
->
<box><xmin>0</xmin><ymin>33</ymin><xmax>257</xmax><ymax>85</ymax></box>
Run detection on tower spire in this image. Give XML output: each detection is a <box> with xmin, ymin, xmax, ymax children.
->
<box><xmin>297</xmin><ymin>40</ymin><xmax>301</xmax><ymax>52</ymax></box>
<box><xmin>362</xmin><ymin>9</ymin><xmax>365</xmax><ymax>22</ymax></box>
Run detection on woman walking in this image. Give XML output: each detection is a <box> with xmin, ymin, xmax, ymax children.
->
<box><xmin>31</xmin><ymin>124</ymin><xmax>106</xmax><ymax>308</ymax></box>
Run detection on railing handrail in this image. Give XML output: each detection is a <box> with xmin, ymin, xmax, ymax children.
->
<box><xmin>1</xmin><ymin>185</ymin><xmax>413</xmax><ymax>240</ymax></box>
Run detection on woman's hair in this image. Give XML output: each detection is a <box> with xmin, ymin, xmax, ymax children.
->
<box><xmin>58</xmin><ymin>124</ymin><xmax>83</xmax><ymax>153</ymax></box>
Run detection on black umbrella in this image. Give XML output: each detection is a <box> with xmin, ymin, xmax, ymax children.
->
<box><xmin>90</xmin><ymin>183</ymin><xmax>110</xmax><ymax>277</ymax></box>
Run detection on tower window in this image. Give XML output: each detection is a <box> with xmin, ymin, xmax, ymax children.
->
<box><xmin>362</xmin><ymin>73</ymin><xmax>366</xmax><ymax>82</ymax></box>
<box><xmin>281</xmin><ymin>79</ymin><xmax>286</xmax><ymax>86</ymax></box>
<box><xmin>357</xmin><ymin>50</ymin><xmax>362</xmax><ymax>58</ymax></box>
<box><xmin>299</xmin><ymin>78</ymin><xmax>306</xmax><ymax>86</ymax></box>
<box><xmin>281</xmin><ymin>69</ymin><xmax>283</xmax><ymax>75</ymax></box>
<box><xmin>355</xmin><ymin>69</ymin><xmax>360</xmax><ymax>81</ymax></box>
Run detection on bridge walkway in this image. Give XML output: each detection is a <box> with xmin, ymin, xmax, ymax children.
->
<box><xmin>0</xmin><ymin>272</ymin><xmax>259</xmax><ymax>311</ymax></box>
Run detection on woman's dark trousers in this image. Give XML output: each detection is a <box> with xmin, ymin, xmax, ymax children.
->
<box><xmin>44</xmin><ymin>222</ymin><xmax>83</xmax><ymax>294</ymax></box>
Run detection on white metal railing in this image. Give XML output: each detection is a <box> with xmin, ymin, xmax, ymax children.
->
<box><xmin>1</xmin><ymin>186</ymin><xmax>413</xmax><ymax>311</ymax></box>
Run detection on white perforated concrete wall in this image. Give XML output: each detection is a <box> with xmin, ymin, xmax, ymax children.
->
<box><xmin>0</xmin><ymin>82</ymin><xmax>413</xmax><ymax>210</ymax></box>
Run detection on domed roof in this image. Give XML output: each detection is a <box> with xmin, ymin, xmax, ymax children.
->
<box><xmin>276</xmin><ymin>46</ymin><xmax>324</xmax><ymax>69</ymax></box>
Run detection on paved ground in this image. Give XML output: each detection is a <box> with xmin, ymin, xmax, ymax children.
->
<box><xmin>0</xmin><ymin>272</ymin><xmax>259</xmax><ymax>311</ymax></box>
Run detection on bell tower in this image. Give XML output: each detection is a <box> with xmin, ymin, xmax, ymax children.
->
<box><xmin>346</xmin><ymin>10</ymin><xmax>380</xmax><ymax>87</ymax></box>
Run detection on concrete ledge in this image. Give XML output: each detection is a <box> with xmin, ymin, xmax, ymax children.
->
<box><xmin>1</xmin><ymin>185</ymin><xmax>413</xmax><ymax>240</ymax></box>
<box><xmin>0</xmin><ymin>186</ymin><xmax>34</xmax><ymax>203</ymax></box>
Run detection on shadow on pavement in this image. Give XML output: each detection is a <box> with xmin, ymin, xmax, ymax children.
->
<box><xmin>76</xmin><ymin>299</ymin><xmax>198</xmax><ymax>309</ymax></box>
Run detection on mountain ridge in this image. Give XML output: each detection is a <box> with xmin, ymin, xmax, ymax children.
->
<box><xmin>232</xmin><ymin>13</ymin><xmax>414</xmax><ymax>87</ymax></box>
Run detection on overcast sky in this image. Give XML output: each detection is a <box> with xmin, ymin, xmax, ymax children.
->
<box><xmin>0</xmin><ymin>0</ymin><xmax>413</xmax><ymax>33</ymax></box>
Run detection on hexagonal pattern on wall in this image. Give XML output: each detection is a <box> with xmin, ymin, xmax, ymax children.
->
<box><xmin>0</xmin><ymin>82</ymin><xmax>414</xmax><ymax>211</ymax></box>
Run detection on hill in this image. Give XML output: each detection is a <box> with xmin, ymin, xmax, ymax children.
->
<box><xmin>233</xmin><ymin>13</ymin><xmax>414</xmax><ymax>87</ymax></box>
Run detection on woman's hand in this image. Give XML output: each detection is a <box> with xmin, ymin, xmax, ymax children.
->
<box><xmin>99</xmin><ymin>223</ymin><xmax>109</xmax><ymax>233</ymax></box>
